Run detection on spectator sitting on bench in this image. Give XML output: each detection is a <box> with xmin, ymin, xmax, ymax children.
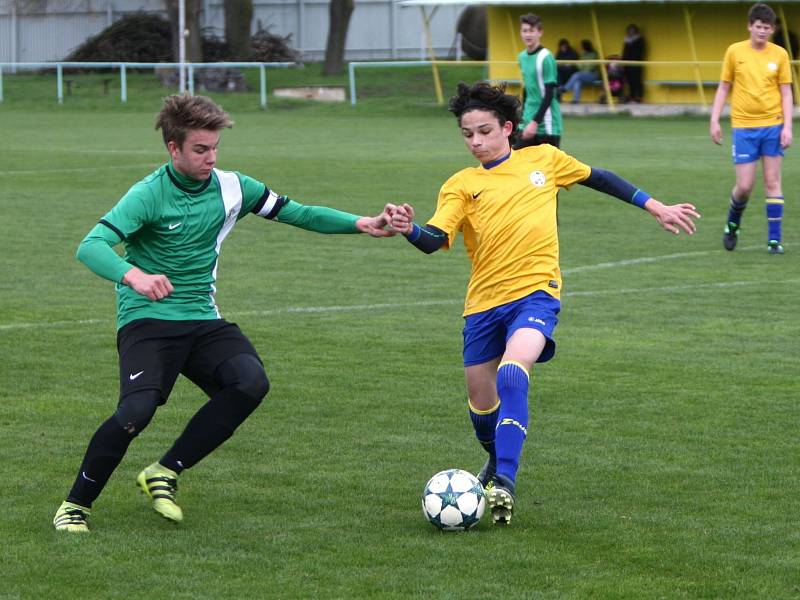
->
<box><xmin>559</xmin><ymin>39</ymin><xmax>599</xmax><ymax>104</ymax></box>
<box><xmin>556</xmin><ymin>38</ymin><xmax>579</xmax><ymax>89</ymax></box>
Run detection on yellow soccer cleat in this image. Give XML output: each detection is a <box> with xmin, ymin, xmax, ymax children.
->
<box><xmin>485</xmin><ymin>475</ymin><xmax>516</xmax><ymax>525</ymax></box>
<box><xmin>53</xmin><ymin>501</ymin><xmax>91</xmax><ymax>532</ymax></box>
<box><xmin>136</xmin><ymin>463</ymin><xmax>183</xmax><ymax>523</ymax></box>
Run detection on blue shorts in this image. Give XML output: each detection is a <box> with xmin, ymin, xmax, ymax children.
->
<box><xmin>732</xmin><ymin>125</ymin><xmax>784</xmax><ymax>164</ymax></box>
<box><xmin>462</xmin><ymin>290</ymin><xmax>560</xmax><ymax>367</ymax></box>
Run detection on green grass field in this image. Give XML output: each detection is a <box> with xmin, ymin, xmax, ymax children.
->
<box><xmin>1</xmin><ymin>92</ymin><xmax>798</xmax><ymax>599</ymax></box>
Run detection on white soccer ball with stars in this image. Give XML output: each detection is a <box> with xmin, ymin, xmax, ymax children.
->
<box><xmin>421</xmin><ymin>468</ymin><xmax>485</xmax><ymax>531</ymax></box>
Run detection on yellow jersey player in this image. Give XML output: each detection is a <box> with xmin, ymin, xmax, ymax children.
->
<box><xmin>710</xmin><ymin>2</ymin><xmax>793</xmax><ymax>254</ymax></box>
<box><xmin>390</xmin><ymin>82</ymin><xmax>699</xmax><ymax>525</ymax></box>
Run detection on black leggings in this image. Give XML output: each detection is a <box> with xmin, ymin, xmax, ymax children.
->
<box><xmin>66</xmin><ymin>353</ymin><xmax>269</xmax><ymax>507</ymax></box>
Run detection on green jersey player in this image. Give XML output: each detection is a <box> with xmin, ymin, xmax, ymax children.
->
<box><xmin>516</xmin><ymin>13</ymin><xmax>563</xmax><ymax>149</ymax></box>
<box><xmin>53</xmin><ymin>94</ymin><xmax>394</xmax><ymax>532</ymax></box>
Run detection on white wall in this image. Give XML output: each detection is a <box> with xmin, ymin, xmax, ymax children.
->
<box><xmin>0</xmin><ymin>0</ymin><xmax>468</xmax><ymax>63</ymax></box>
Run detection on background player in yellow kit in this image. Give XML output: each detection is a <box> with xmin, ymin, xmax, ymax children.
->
<box><xmin>710</xmin><ymin>2</ymin><xmax>793</xmax><ymax>254</ymax></box>
<box><xmin>390</xmin><ymin>82</ymin><xmax>699</xmax><ymax>525</ymax></box>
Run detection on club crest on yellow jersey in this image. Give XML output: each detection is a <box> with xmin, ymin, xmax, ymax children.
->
<box><xmin>529</xmin><ymin>171</ymin><xmax>546</xmax><ymax>187</ymax></box>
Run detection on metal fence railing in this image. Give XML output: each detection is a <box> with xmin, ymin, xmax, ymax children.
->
<box><xmin>3</xmin><ymin>59</ymin><xmax>798</xmax><ymax>109</ymax></box>
<box><xmin>0</xmin><ymin>62</ymin><xmax>299</xmax><ymax>106</ymax></box>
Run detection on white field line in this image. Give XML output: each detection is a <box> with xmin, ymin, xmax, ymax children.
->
<box><xmin>1</xmin><ymin>247</ymin><xmax>796</xmax><ymax>332</ymax></box>
<box><xmin>227</xmin><ymin>277</ymin><xmax>800</xmax><ymax>317</ymax></box>
<box><xmin>0</xmin><ymin>318</ymin><xmax>106</xmax><ymax>331</ymax></box>
<box><xmin>567</xmin><ymin>278</ymin><xmax>800</xmax><ymax>297</ymax></box>
<box><xmin>562</xmin><ymin>247</ymin><xmax>744</xmax><ymax>273</ymax></box>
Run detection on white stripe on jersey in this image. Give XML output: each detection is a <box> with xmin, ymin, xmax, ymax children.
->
<box><xmin>256</xmin><ymin>189</ymin><xmax>281</xmax><ymax>218</ymax></box>
<box><xmin>209</xmin><ymin>168</ymin><xmax>244</xmax><ymax>317</ymax></box>
<box><xmin>535</xmin><ymin>49</ymin><xmax>554</xmax><ymax>135</ymax></box>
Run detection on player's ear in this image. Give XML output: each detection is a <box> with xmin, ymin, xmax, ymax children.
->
<box><xmin>502</xmin><ymin>119</ymin><xmax>514</xmax><ymax>137</ymax></box>
<box><xmin>167</xmin><ymin>140</ymin><xmax>180</xmax><ymax>158</ymax></box>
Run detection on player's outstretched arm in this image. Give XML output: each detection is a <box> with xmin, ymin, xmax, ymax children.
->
<box><xmin>271</xmin><ymin>199</ymin><xmax>395</xmax><ymax>237</ymax></box>
<box><xmin>355</xmin><ymin>203</ymin><xmax>397</xmax><ymax>237</ymax></box>
<box><xmin>579</xmin><ymin>167</ymin><xmax>700</xmax><ymax>235</ymax></box>
<box><xmin>642</xmin><ymin>198</ymin><xmax>700</xmax><ymax>235</ymax></box>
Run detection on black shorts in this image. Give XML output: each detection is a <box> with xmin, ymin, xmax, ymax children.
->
<box><xmin>514</xmin><ymin>134</ymin><xmax>561</xmax><ymax>149</ymax></box>
<box><xmin>116</xmin><ymin>319</ymin><xmax>261</xmax><ymax>403</ymax></box>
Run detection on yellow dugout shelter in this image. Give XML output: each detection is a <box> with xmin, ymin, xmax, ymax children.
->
<box><xmin>401</xmin><ymin>0</ymin><xmax>800</xmax><ymax>105</ymax></box>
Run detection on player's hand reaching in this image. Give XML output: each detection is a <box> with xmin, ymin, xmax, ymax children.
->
<box><xmin>356</xmin><ymin>203</ymin><xmax>397</xmax><ymax>237</ymax></box>
<box><xmin>780</xmin><ymin>126</ymin><xmax>793</xmax><ymax>149</ymax></box>
<box><xmin>644</xmin><ymin>199</ymin><xmax>701</xmax><ymax>235</ymax></box>
<box><xmin>390</xmin><ymin>203</ymin><xmax>415</xmax><ymax>235</ymax></box>
<box><xmin>710</xmin><ymin>121</ymin><xmax>723</xmax><ymax>145</ymax></box>
<box><xmin>122</xmin><ymin>267</ymin><xmax>174</xmax><ymax>301</ymax></box>
<box><xmin>521</xmin><ymin>121</ymin><xmax>538</xmax><ymax>140</ymax></box>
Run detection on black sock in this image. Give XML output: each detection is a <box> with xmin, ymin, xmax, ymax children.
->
<box><xmin>160</xmin><ymin>388</ymin><xmax>260</xmax><ymax>473</ymax></box>
<box><xmin>727</xmin><ymin>194</ymin><xmax>748</xmax><ymax>227</ymax></box>
<box><xmin>66</xmin><ymin>416</ymin><xmax>135</xmax><ymax>507</ymax></box>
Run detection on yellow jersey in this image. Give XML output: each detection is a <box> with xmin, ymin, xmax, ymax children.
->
<box><xmin>427</xmin><ymin>145</ymin><xmax>591</xmax><ymax>316</ymax></box>
<box><xmin>720</xmin><ymin>40</ymin><xmax>792</xmax><ymax>128</ymax></box>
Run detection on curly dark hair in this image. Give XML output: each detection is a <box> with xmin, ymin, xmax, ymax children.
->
<box><xmin>748</xmin><ymin>2</ymin><xmax>776</xmax><ymax>26</ymax></box>
<box><xmin>448</xmin><ymin>82</ymin><xmax>521</xmax><ymax>144</ymax></box>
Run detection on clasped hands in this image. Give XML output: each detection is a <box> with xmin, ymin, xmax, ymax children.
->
<box><xmin>357</xmin><ymin>203</ymin><xmax>416</xmax><ymax>237</ymax></box>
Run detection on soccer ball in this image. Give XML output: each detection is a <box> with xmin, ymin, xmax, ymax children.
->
<box><xmin>421</xmin><ymin>469</ymin><xmax>485</xmax><ymax>531</ymax></box>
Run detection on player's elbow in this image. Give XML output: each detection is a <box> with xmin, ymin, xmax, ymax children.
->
<box><xmin>75</xmin><ymin>238</ymin><xmax>92</xmax><ymax>264</ymax></box>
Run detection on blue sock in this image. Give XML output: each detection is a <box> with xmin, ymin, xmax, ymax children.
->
<box><xmin>727</xmin><ymin>195</ymin><xmax>748</xmax><ymax>227</ymax></box>
<box><xmin>494</xmin><ymin>361</ymin><xmax>529</xmax><ymax>484</ymax></box>
<box><xmin>468</xmin><ymin>399</ymin><xmax>499</xmax><ymax>460</ymax></box>
<box><xmin>766</xmin><ymin>197</ymin><xmax>784</xmax><ymax>242</ymax></box>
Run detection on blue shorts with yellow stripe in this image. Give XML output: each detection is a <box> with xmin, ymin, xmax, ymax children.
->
<box><xmin>732</xmin><ymin>125</ymin><xmax>784</xmax><ymax>164</ymax></box>
<box><xmin>462</xmin><ymin>290</ymin><xmax>560</xmax><ymax>367</ymax></box>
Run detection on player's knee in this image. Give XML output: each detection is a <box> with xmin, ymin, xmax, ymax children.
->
<box><xmin>735</xmin><ymin>182</ymin><xmax>754</xmax><ymax>199</ymax></box>
<box><xmin>242</xmin><ymin>367</ymin><xmax>270</xmax><ymax>407</ymax></box>
<box><xmin>216</xmin><ymin>353</ymin><xmax>270</xmax><ymax>407</ymax></box>
<box><xmin>113</xmin><ymin>389</ymin><xmax>161</xmax><ymax>435</ymax></box>
<box><xmin>763</xmin><ymin>178</ymin><xmax>781</xmax><ymax>196</ymax></box>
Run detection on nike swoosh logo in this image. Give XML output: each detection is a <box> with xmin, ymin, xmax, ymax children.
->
<box><xmin>81</xmin><ymin>471</ymin><xmax>98</xmax><ymax>483</ymax></box>
<box><xmin>168</xmin><ymin>222</ymin><xmax>182</xmax><ymax>230</ymax></box>
<box><xmin>129</xmin><ymin>370</ymin><xmax>144</xmax><ymax>381</ymax></box>
<box><xmin>473</xmin><ymin>190</ymin><xmax>484</xmax><ymax>199</ymax></box>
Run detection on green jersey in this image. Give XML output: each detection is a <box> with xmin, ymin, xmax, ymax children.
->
<box><xmin>79</xmin><ymin>163</ymin><xmax>360</xmax><ymax>329</ymax></box>
<box><xmin>518</xmin><ymin>46</ymin><xmax>563</xmax><ymax>136</ymax></box>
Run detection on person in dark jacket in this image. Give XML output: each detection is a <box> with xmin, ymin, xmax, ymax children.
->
<box><xmin>622</xmin><ymin>24</ymin><xmax>646</xmax><ymax>102</ymax></box>
<box><xmin>555</xmin><ymin>38</ymin><xmax>579</xmax><ymax>88</ymax></box>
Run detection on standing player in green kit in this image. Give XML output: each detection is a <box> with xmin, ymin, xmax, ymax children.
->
<box><xmin>53</xmin><ymin>94</ymin><xmax>394</xmax><ymax>532</ymax></box>
<box><xmin>516</xmin><ymin>13</ymin><xmax>563</xmax><ymax>149</ymax></box>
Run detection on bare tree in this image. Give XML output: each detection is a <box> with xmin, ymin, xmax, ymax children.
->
<box><xmin>322</xmin><ymin>0</ymin><xmax>354</xmax><ymax>75</ymax></box>
<box><xmin>166</xmin><ymin>0</ymin><xmax>203</xmax><ymax>63</ymax></box>
<box><xmin>224</xmin><ymin>0</ymin><xmax>254</xmax><ymax>60</ymax></box>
